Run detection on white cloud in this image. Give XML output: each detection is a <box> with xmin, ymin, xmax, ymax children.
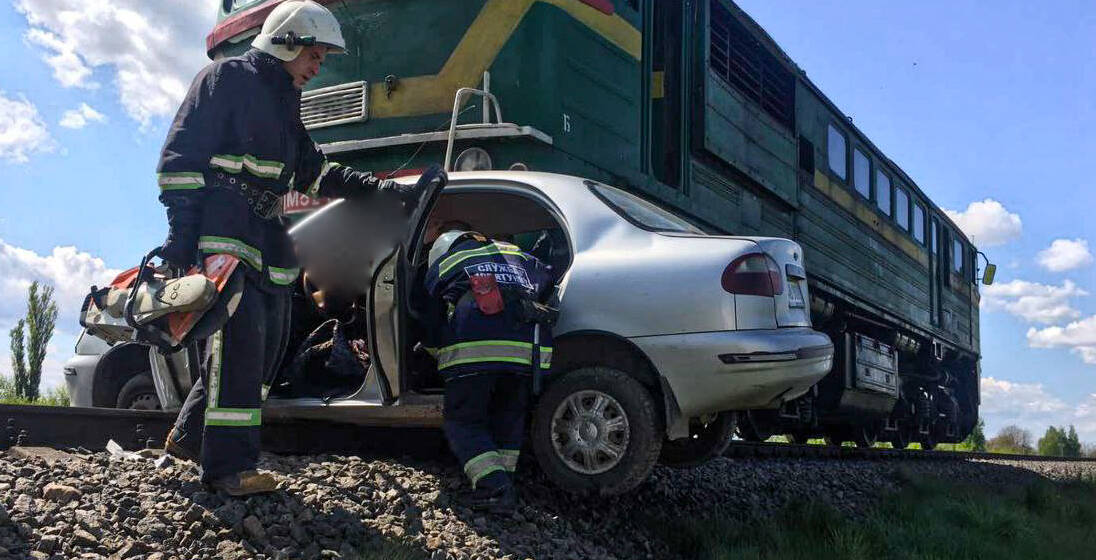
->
<box><xmin>943</xmin><ymin>199</ymin><xmax>1022</xmax><ymax>247</ymax></box>
<box><xmin>981</xmin><ymin>279</ymin><xmax>1086</xmax><ymax>324</ymax></box>
<box><xmin>0</xmin><ymin>238</ymin><xmax>121</xmax><ymax>334</ymax></box>
<box><xmin>980</xmin><ymin>380</ymin><xmax>1096</xmax><ymax>444</ymax></box>
<box><xmin>24</xmin><ymin>28</ymin><xmax>96</xmax><ymax>89</ymax></box>
<box><xmin>0</xmin><ymin>239</ymin><xmax>121</xmax><ymax>391</ymax></box>
<box><xmin>0</xmin><ymin>92</ymin><xmax>55</xmax><ymax>164</ymax></box>
<box><xmin>1037</xmin><ymin>238</ymin><xmax>1093</xmax><ymax>272</ymax></box>
<box><xmin>16</xmin><ymin>0</ymin><xmax>220</xmax><ymax>126</ymax></box>
<box><xmin>980</xmin><ymin>377</ymin><xmax>1069</xmax><ymax>416</ymax></box>
<box><xmin>59</xmin><ymin>102</ymin><xmax>107</xmax><ymax>129</ymax></box>
<box><xmin>1027</xmin><ymin>315</ymin><xmax>1096</xmax><ymax>365</ymax></box>
<box><xmin>1074</xmin><ymin>394</ymin><xmax>1096</xmax><ymax>442</ymax></box>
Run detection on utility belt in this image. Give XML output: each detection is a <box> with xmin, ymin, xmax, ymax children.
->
<box><xmin>212</xmin><ymin>172</ymin><xmax>284</xmax><ymax>220</ymax></box>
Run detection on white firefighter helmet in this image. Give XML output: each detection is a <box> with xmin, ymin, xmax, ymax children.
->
<box><xmin>252</xmin><ymin>0</ymin><xmax>347</xmax><ymax>62</ymax></box>
<box><xmin>428</xmin><ymin>231</ymin><xmax>470</xmax><ymax>269</ymax></box>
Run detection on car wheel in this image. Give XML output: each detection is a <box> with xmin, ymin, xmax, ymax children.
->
<box><xmin>531</xmin><ymin>367</ymin><xmax>662</xmax><ymax>495</ymax></box>
<box><xmin>115</xmin><ymin>373</ymin><xmax>162</xmax><ymax>410</ymax></box>
<box><xmin>658</xmin><ymin>411</ymin><xmax>736</xmax><ymax>469</ymax></box>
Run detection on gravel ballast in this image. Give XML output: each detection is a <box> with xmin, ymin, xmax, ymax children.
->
<box><xmin>1</xmin><ymin>446</ymin><xmax>1093</xmax><ymax>560</ymax></box>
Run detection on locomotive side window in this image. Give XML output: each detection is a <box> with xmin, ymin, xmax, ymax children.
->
<box><xmin>913</xmin><ymin>203</ymin><xmax>926</xmax><ymax>244</ymax></box>
<box><xmin>875</xmin><ymin>169</ymin><xmax>891</xmax><ymax>216</ymax></box>
<box><xmin>931</xmin><ymin>220</ymin><xmax>938</xmax><ymax>253</ymax></box>
<box><xmin>853</xmin><ymin>148</ymin><xmax>870</xmax><ymax>199</ymax></box>
<box><xmin>828</xmin><ymin>125</ymin><xmax>847</xmax><ymax>181</ymax></box>
<box><xmin>895</xmin><ymin>187</ymin><xmax>910</xmax><ymax>231</ymax></box>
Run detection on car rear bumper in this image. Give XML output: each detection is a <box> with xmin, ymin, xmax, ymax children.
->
<box><xmin>631</xmin><ymin>327</ymin><xmax>834</xmax><ymax>419</ymax></box>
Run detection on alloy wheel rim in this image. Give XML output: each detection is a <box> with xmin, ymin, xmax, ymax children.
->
<box><xmin>550</xmin><ymin>390</ymin><xmax>630</xmax><ymax>475</ymax></box>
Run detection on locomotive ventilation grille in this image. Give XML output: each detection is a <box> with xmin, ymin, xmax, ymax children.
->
<box><xmin>300</xmin><ymin>81</ymin><xmax>369</xmax><ymax>130</ymax></box>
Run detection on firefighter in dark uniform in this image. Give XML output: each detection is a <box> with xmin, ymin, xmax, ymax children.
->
<box><xmin>424</xmin><ymin>228</ymin><xmax>556</xmax><ymax>513</ymax></box>
<box><xmin>159</xmin><ymin>1</ymin><xmax>421</xmax><ymax>495</ymax></box>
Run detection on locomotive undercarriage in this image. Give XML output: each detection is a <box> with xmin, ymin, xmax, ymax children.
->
<box><xmin>738</xmin><ymin>297</ymin><xmax>978</xmax><ymax>449</ymax></box>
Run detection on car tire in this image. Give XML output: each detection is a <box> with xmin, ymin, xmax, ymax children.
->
<box><xmin>115</xmin><ymin>373</ymin><xmax>162</xmax><ymax>410</ymax></box>
<box><xmin>658</xmin><ymin>411</ymin><xmax>736</xmax><ymax>469</ymax></box>
<box><xmin>531</xmin><ymin>367</ymin><xmax>662</xmax><ymax>496</ymax></box>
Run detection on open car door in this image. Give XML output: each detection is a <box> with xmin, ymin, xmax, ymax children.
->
<box><xmin>288</xmin><ymin>167</ymin><xmax>447</xmax><ymax>407</ymax></box>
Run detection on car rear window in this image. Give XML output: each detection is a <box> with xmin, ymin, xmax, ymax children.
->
<box><xmin>589</xmin><ymin>183</ymin><xmax>704</xmax><ymax>234</ymax></box>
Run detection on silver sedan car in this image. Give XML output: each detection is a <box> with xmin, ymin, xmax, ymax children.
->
<box><xmin>69</xmin><ymin>171</ymin><xmax>833</xmax><ymax>495</ymax></box>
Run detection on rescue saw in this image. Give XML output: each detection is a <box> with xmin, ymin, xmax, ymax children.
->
<box><xmin>80</xmin><ymin>248</ymin><xmax>239</xmax><ymax>352</ymax></box>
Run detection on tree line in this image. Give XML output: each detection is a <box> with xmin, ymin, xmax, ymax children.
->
<box><xmin>959</xmin><ymin>419</ymin><xmax>1095</xmax><ymax>458</ymax></box>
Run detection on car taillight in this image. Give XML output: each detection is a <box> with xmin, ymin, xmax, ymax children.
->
<box><xmin>722</xmin><ymin>253</ymin><xmax>784</xmax><ymax>297</ymax></box>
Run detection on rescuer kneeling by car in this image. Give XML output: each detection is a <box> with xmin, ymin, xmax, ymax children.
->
<box><xmin>423</xmin><ymin>225</ymin><xmax>558</xmax><ymax>514</ymax></box>
<box><xmin>158</xmin><ymin>1</ymin><xmax>422</xmax><ymax>496</ymax></box>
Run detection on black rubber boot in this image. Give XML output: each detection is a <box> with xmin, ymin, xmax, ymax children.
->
<box><xmin>470</xmin><ymin>484</ymin><xmax>517</xmax><ymax>515</ymax></box>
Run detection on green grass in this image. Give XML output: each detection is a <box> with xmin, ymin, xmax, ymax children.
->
<box><xmin>647</xmin><ymin>474</ymin><xmax>1096</xmax><ymax>560</ymax></box>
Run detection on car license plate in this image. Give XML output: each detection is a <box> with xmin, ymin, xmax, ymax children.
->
<box><xmin>788</xmin><ymin>281</ymin><xmax>805</xmax><ymax>308</ymax></box>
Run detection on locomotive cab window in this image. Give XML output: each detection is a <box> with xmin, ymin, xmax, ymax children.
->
<box><xmin>876</xmin><ymin>170</ymin><xmax>891</xmax><ymax>216</ymax></box>
<box><xmin>827</xmin><ymin>125</ymin><xmax>847</xmax><ymax>180</ymax></box>
<box><xmin>895</xmin><ymin>187</ymin><xmax>910</xmax><ymax>231</ymax></box>
<box><xmin>913</xmin><ymin>203</ymin><xmax>926</xmax><ymax>244</ymax></box>
<box><xmin>952</xmin><ymin>238</ymin><xmax>964</xmax><ymax>273</ymax></box>
<box><xmin>853</xmin><ymin>148</ymin><xmax>870</xmax><ymax>198</ymax></box>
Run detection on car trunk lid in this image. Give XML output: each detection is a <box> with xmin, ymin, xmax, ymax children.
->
<box><xmin>751</xmin><ymin>238</ymin><xmax>812</xmax><ymax>327</ymax></box>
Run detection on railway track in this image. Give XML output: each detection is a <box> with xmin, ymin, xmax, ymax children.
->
<box><xmin>3</xmin><ymin>404</ymin><xmax>1095</xmax><ymax>463</ymax></box>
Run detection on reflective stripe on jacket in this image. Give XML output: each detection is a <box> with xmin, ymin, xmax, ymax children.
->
<box><xmin>424</xmin><ymin>238</ymin><xmax>555</xmax><ymax>378</ymax></box>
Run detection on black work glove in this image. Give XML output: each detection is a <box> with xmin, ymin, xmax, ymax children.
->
<box><xmin>160</xmin><ymin>194</ymin><xmax>201</xmax><ymax>270</ymax></box>
<box><xmin>161</xmin><ymin>226</ymin><xmax>198</xmax><ymax>270</ymax></box>
<box><xmin>377</xmin><ymin>179</ymin><xmax>424</xmax><ymax>208</ymax></box>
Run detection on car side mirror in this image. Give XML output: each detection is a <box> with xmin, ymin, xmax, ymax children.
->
<box><xmin>982</xmin><ymin>263</ymin><xmax>996</xmax><ymax>286</ymax></box>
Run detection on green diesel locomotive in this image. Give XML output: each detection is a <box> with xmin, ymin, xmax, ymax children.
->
<box><xmin>208</xmin><ymin>0</ymin><xmax>990</xmax><ymax>449</ymax></box>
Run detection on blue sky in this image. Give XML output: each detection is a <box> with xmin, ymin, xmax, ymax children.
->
<box><xmin>0</xmin><ymin>1</ymin><xmax>1094</xmax><ymax>442</ymax></box>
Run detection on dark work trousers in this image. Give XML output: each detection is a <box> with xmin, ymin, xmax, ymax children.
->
<box><xmin>442</xmin><ymin>372</ymin><xmax>532</xmax><ymax>490</ymax></box>
<box><xmin>172</xmin><ymin>272</ymin><xmax>292</xmax><ymax>482</ymax></box>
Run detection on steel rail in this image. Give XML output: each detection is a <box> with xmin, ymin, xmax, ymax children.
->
<box><xmin>0</xmin><ymin>405</ymin><xmax>445</xmax><ymax>457</ymax></box>
<box><xmin>3</xmin><ymin>405</ymin><xmax>1094</xmax><ymax>463</ymax></box>
<box><xmin>723</xmin><ymin>440</ymin><xmax>1096</xmax><ymax>462</ymax></box>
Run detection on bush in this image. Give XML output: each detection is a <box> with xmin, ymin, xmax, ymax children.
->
<box><xmin>0</xmin><ymin>375</ymin><xmax>68</xmax><ymax>406</ymax></box>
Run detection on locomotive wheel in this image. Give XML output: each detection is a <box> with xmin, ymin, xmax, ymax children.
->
<box><xmin>785</xmin><ymin>431</ymin><xmax>814</xmax><ymax>445</ymax></box>
<box><xmin>890</xmin><ymin>425</ymin><xmax>912</xmax><ymax>450</ymax></box>
<box><xmin>920</xmin><ymin>433</ymin><xmax>937</xmax><ymax>451</ymax></box>
<box><xmin>823</xmin><ymin>432</ymin><xmax>844</xmax><ymax>447</ymax></box>
<box><xmin>852</xmin><ymin>425</ymin><xmax>878</xmax><ymax>448</ymax></box>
